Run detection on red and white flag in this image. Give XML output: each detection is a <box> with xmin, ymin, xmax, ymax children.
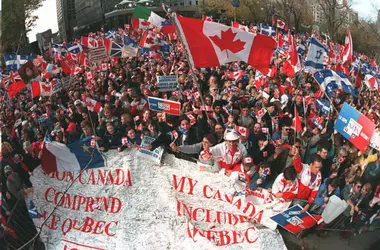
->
<box><xmin>109</xmin><ymin>73</ymin><xmax>116</xmax><ymax>79</ymax></box>
<box><xmin>31</xmin><ymin>81</ymin><xmax>52</xmax><ymax>98</ymax></box>
<box><xmin>235</xmin><ymin>126</ymin><xmax>249</xmax><ymax>137</ymax></box>
<box><xmin>273</xmin><ymin>16</ymin><xmax>288</xmax><ymax>31</ymax></box>
<box><xmin>71</xmin><ymin>66</ymin><xmax>83</xmax><ymax>75</ymax></box>
<box><xmin>85</xmin><ymin>97</ymin><xmax>102</xmax><ymax>112</ymax></box>
<box><xmin>364</xmin><ymin>74</ymin><xmax>379</xmax><ymax>91</ymax></box>
<box><xmin>292</xmin><ymin>106</ymin><xmax>302</xmax><ymax>132</ymax></box>
<box><xmin>85</xmin><ymin>71</ymin><xmax>94</xmax><ymax>80</ymax></box>
<box><xmin>175</xmin><ymin>15</ymin><xmax>276</xmax><ymax>75</ymax></box>
<box><xmin>342</xmin><ymin>29</ymin><xmax>353</xmax><ymax>64</ymax></box>
<box><xmin>202</xmin><ymin>16</ymin><xmax>213</xmax><ymax>22</ymax></box>
<box><xmin>228</xmin><ymin>70</ymin><xmax>245</xmax><ymax>81</ymax></box>
<box><xmin>231</xmin><ymin>21</ymin><xmax>249</xmax><ymax>32</ymax></box>
<box><xmin>288</xmin><ymin>33</ymin><xmax>301</xmax><ymax>72</ymax></box>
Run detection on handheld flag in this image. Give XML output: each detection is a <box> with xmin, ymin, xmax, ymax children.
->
<box><xmin>313</xmin><ymin>69</ymin><xmax>355</xmax><ymax>97</ymax></box>
<box><xmin>305</xmin><ymin>37</ymin><xmax>329</xmax><ymax>73</ymax></box>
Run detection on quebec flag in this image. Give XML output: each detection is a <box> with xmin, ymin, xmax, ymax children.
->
<box><xmin>41</xmin><ymin>136</ymin><xmax>104</xmax><ymax>173</ymax></box>
<box><xmin>313</xmin><ymin>69</ymin><xmax>355</xmax><ymax>97</ymax></box>
<box><xmin>335</xmin><ymin>103</ymin><xmax>376</xmax><ymax>152</ymax></box>
<box><xmin>304</xmin><ymin>37</ymin><xmax>329</xmax><ymax>73</ymax></box>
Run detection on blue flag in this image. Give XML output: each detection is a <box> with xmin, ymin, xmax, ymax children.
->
<box><xmin>4</xmin><ymin>54</ymin><xmax>34</xmax><ymax>72</ymax></box>
<box><xmin>314</xmin><ymin>69</ymin><xmax>355</xmax><ymax>97</ymax></box>
<box><xmin>259</xmin><ymin>24</ymin><xmax>276</xmax><ymax>37</ymax></box>
<box><xmin>315</xmin><ymin>98</ymin><xmax>331</xmax><ymax>116</ymax></box>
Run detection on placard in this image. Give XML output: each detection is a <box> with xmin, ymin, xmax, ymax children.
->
<box><xmin>270</xmin><ymin>204</ymin><xmax>318</xmax><ymax>234</ymax></box>
<box><xmin>335</xmin><ymin>103</ymin><xmax>376</xmax><ymax>152</ymax></box>
<box><xmin>370</xmin><ymin>130</ymin><xmax>380</xmax><ymax>151</ymax></box>
<box><xmin>148</xmin><ymin>96</ymin><xmax>181</xmax><ymax>116</ymax></box>
<box><xmin>137</xmin><ymin>136</ymin><xmax>164</xmax><ymax>164</ymax></box>
<box><xmin>88</xmin><ymin>47</ymin><xmax>107</xmax><ymax>62</ymax></box>
<box><xmin>157</xmin><ymin>75</ymin><xmax>178</xmax><ymax>92</ymax></box>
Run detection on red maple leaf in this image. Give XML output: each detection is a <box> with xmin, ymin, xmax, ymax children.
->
<box><xmin>277</xmin><ymin>20</ymin><xmax>285</xmax><ymax>27</ymax></box>
<box><xmin>209</xmin><ymin>28</ymin><xmax>245</xmax><ymax>58</ymax></box>
<box><xmin>141</xmin><ymin>20</ymin><xmax>151</xmax><ymax>26</ymax></box>
<box><xmin>41</xmin><ymin>83</ymin><xmax>51</xmax><ymax>92</ymax></box>
<box><xmin>145</xmin><ymin>37</ymin><xmax>155</xmax><ymax>44</ymax></box>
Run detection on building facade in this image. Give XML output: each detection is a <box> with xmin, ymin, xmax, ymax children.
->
<box><xmin>73</xmin><ymin>0</ymin><xmax>103</xmax><ymax>36</ymax></box>
<box><xmin>56</xmin><ymin>0</ymin><xmax>76</xmax><ymax>41</ymax></box>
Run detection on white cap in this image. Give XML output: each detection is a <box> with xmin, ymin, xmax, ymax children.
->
<box><xmin>223</xmin><ymin>129</ymin><xmax>240</xmax><ymax>141</ymax></box>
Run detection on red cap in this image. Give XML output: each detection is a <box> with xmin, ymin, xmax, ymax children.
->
<box><xmin>243</xmin><ymin>157</ymin><xmax>254</xmax><ymax>167</ymax></box>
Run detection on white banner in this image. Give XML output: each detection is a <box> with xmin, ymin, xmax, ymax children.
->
<box><xmin>122</xmin><ymin>46</ymin><xmax>138</xmax><ymax>58</ymax></box>
<box><xmin>29</xmin><ymin>152</ymin><xmax>286</xmax><ymax>250</ymax></box>
<box><xmin>370</xmin><ymin>130</ymin><xmax>380</xmax><ymax>151</ymax></box>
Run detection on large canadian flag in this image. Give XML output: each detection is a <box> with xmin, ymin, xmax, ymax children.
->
<box><xmin>364</xmin><ymin>74</ymin><xmax>379</xmax><ymax>91</ymax></box>
<box><xmin>31</xmin><ymin>81</ymin><xmax>52</xmax><ymax>98</ymax></box>
<box><xmin>175</xmin><ymin>14</ymin><xmax>276</xmax><ymax>74</ymax></box>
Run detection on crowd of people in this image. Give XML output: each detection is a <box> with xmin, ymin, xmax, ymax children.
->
<box><xmin>0</xmin><ymin>20</ymin><xmax>380</xmax><ymax>247</ymax></box>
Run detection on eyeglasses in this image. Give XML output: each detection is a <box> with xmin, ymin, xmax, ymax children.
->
<box><xmin>284</xmin><ymin>128</ymin><xmax>291</xmax><ymax>131</ymax></box>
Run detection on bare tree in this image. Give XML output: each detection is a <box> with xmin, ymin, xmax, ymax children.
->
<box><xmin>315</xmin><ymin>0</ymin><xmax>352</xmax><ymax>40</ymax></box>
<box><xmin>273</xmin><ymin>0</ymin><xmax>312</xmax><ymax>32</ymax></box>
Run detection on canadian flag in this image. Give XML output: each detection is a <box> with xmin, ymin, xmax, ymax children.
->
<box><xmin>99</xmin><ymin>63</ymin><xmax>110</xmax><ymax>71</ymax></box>
<box><xmin>364</xmin><ymin>74</ymin><xmax>379</xmax><ymax>90</ymax></box>
<box><xmin>202</xmin><ymin>16</ymin><xmax>213</xmax><ymax>22</ymax></box>
<box><xmin>85</xmin><ymin>71</ymin><xmax>94</xmax><ymax>80</ymax></box>
<box><xmin>228</xmin><ymin>70</ymin><xmax>245</xmax><ymax>81</ymax></box>
<box><xmin>342</xmin><ymin>29</ymin><xmax>353</xmax><ymax>64</ymax></box>
<box><xmin>235</xmin><ymin>126</ymin><xmax>249</xmax><ymax>137</ymax></box>
<box><xmin>231</xmin><ymin>21</ymin><xmax>249</xmax><ymax>32</ymax></box>
<box><xmin>71</xmin><ymin>66</ymin><xmax>83</xmax><ymax>75</ymax></box>
<box><xmin>85</xmin><ymin>97</ymin><xmax>102</xmax><ymax>112</ymax></box>
<box><xmin>175</xmin><ymin>14</ymin><xmax>276</xmax><ymax>75</ymax></box>
<box><xmin>288</xmin><ymin>33</ymin><xmax>301</xmax><ymax>73</ymax></box>
<box><xmin>109</xmin><ymin>73</ymin><xmax>116</xmax><ymax>79</ymax></box>
<box><xmin>273</xmin><ymin>16</ymin><xmax>288</xmax><ymax>31</ymax></box>
<box><xmin>292</xmin><ymin>106</ymin><xmax>302</xmax><ymax>132</ymax></box>
<box><xmin>31</xmin><ymin>81</ymin><xmax>52</xmax><ymax>98</ymax></box>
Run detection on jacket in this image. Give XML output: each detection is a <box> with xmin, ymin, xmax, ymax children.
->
<box><xmin>313</xmin><ymin>179</ymin><xmax>341</xmax><ymax>206</ymax></box>
<box><xmin>293</xmin><ymin>156</ymin><xmax>322</xmax><ymax>204</ymax></box>
<box><xmin>209</xmin><ymin>142</ymin><xmax>247</xmax><ymax>170</ymax></box>
<box><xmin>272</xmin><ymin>173</ymin><xmax>299</xmax><ymax>201</ymax></box>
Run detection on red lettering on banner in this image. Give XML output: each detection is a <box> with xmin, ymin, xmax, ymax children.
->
<box><xmin>186</xmin><ymin>221</ymin><xmax>258</xmax><ymax>246</ymax></box>
<box><xmin>172</xmin><ymin>175</ymin><xmax>198</xmax><ymax>195</ymax></box>
<box><xmin>61</xmin><ymin>217</ymin><xmax>118</xmax><ymax>237</ymax></box>
<box><xmin>46</xmin><ymin>169</ymin><xmax>132</xmax><ymax>186</ymax></box>
<box><xmin>43</xmin><ymin>187</ymin><xmax>123</xmax><ymax>213</ymax></box>
<box><xmin>203</xmin><ymin>185</ymin><xmax>213</xmax><ymax>198</ymax></box>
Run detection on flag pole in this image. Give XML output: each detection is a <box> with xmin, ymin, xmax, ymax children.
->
<box><xmin>168</xmin><ymin>11</ymin><xmax>210</xmax><ymax>122</ymax></box>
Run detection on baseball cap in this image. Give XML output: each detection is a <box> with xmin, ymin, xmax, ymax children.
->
<box><xmin>243</xmin><ymin>157</ymin><xmax>254</xmax><ymax>167</ymax></box>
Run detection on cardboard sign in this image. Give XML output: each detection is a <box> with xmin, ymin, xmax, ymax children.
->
<box><xmin>88</xmin><ymin>47</ymin><xmax>107</xmax><ymax>62</ymax></box>
<box><xmin>157</xmin><ymin>75</ymin><xmax>178</xmax><ymax>92</ymax></box>
<box><xmin>148</xmin><ymin>96</ymin><xmax>181</xmax><ymax>116</ymax></box>
<box><xmin>270</xmin><ymin>204</ymin><xmax>318</xmax><ymax>234</ymax></box>
<box><xmin>122</xmin><ymin>46</ymin><xmax>138</xmax><ymax>58</ymax></box>
<box><xmin>137</xmin><ymin>136</ymin><xmax>164</xmax><ymax>164</ymax></box>
<box><xmin>335</xmin><ymin>103</ymin><xmax>376</xmax><ymax>152</ymax></box>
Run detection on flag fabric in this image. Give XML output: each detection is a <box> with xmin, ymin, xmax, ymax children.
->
<box><xmin>235</xmin><ymin>126</ymin><xmax>249</xmax><ymax>137</ymax></box>
<box><xmin>314</xmin><ymin>69</ymin><xmax>355</xmax><ymax>97</ymax></box>
<box><xmin>228</xmin><ymin>70</ymin><xmax>245</xmax><ymax>81</ymax></box>
<box><xmin>297</xmin><ymin>40</ymin><xmax>306</xmax><ymax>56</ymax></box>
<box><xmin>132</xmin><ymin>5</ymin><xmax>166</xmax><ymax>29</ymax></box>
<box><xmin>4</xmin><ymin>55</ymin><xmax>34</xmax><ymax>72</ymax></box>
<box><xmin>288</xmin><ymin>33</ymin><xmax>301</xmax><ymax>73</ymax></box>
<box><xmin>124</xmin><ymin>34</ymin><xmax>138</xmax><ymax>47</ymax></box>
<box><xmin>272</xmin><ymin>16</ymin><xmax>288</xmax><ymax>31</ymax></box>
<box><xmin>364</xmin><ymin>74</ymin><xmax>379</xmax><ymax>91</ymax></box>
<box><xmin>305</xmin><ymin>37</ymin><xmax>329</xmax><ymax>72</ymax></box>
<box><xmin>259</xmin><ymin>24</ymin><xmax>276</xmax><ymax>37</ymax></box>
<box><xmin>292</xmin><ymin>106</ymin><xmax>302</xmax><ymax>132</ymax></box>
<box><xmin>8</xmin><ymin>81</ymin><xmax>26</xmax><ymax>98</ymax></box>
<box><xmin>85</xmin><ymin>97</ymin><xmax>102</xmax><ymax>112</ymax></box>
<box><xmin>139</xmin><ymin>31</ymin><xmax>160</xmax><ymax>50</ymax></box>
<box><xmin>28</xmin><ymin>200</ymin><xmax>43</xmax><ymax>219</ymax></box>
<box><xmin>315</xmin><ymin>98</ymin><xmax>331</xmax><ymax>116</ymax></box>
<box><xmin>41</xmin><ymin>136</ymin><xmax>104</xmax><ymax>174</ymax></box>
<box><xmin>66</xmin><ymin>43</ymin><xmax>83</xmax><ymax>54</ymax></box>
<box><xmin>175</xmin><ymin>14</ymin><xmax>276</xmax><ymax>75</ymax></box>
<box><xmin>342</xmin><ymin>29</ymin><xmax>353</xmax><ymax>64</ymax></box>
<box><xmin>231</xmin><ymin>21</ymin><xmax>249</xmax><ymax>32</ymax></box>
<box><xmin>334</xmin><ymin>103</ymin><xmax>376</xmax><ymax>152</ymax></box>
<box><xmin>110</xmin><ymin>42</ymin><xmax>124</xmax><ymax>57</ymax></box>
<box><xmin>202</xmin><ymin>16</ymin><xmax>213</xmax><ymax>22</ymax></box>
<box><xmin>31</xmin><ymin>81</ymin><xmax>52</xmax><ymax>98</ymax></box>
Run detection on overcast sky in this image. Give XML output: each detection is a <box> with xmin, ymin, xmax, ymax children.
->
<box><xmin>1</xmin><ymin>0</ymin><xmax>380</xmax><ymax>42</ymax></box>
